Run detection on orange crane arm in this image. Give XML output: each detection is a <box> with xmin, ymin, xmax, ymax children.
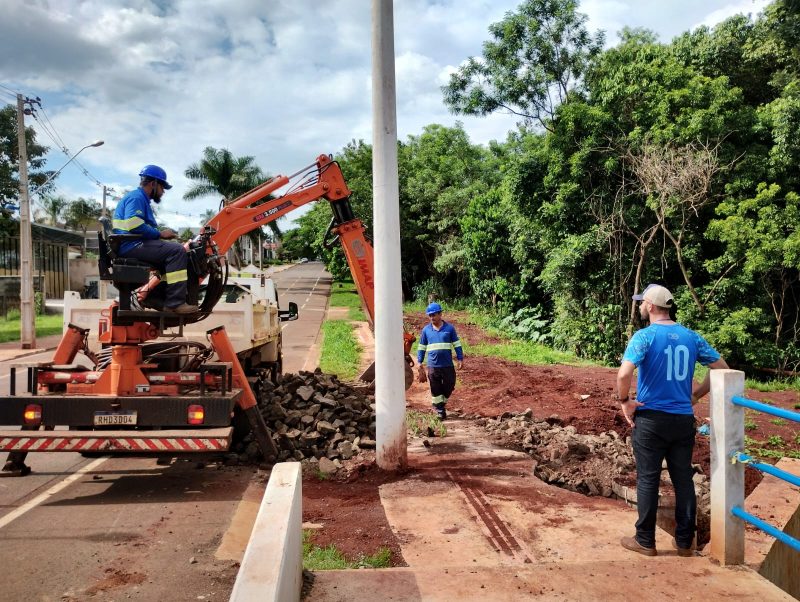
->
<box><xmin>203</xmin><ymin>154</ymin><xmax>376</xmax><ymax>324</ymax></box>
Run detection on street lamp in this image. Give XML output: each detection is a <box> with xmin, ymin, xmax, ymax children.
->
<box><xmin>33</xmin><ymin>140</ymin><xmax>105</xmax><ymax>194</ymax></box>
<box><xmin>19</xmin><ymin>139</ymin><xmax>104</xmax><ymax>349</ymax></box>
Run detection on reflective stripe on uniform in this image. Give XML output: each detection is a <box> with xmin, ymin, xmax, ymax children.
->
<box><xmin>426</xmin><ymin>342</ymin><xmax>454</xmax><ymax>351</ymax></box>
<box><xmin>417</xmin><ymin>344</ymin><xmax>428</xmax><ymax>351</ymax></box>
<box><xmin>453</xmin><ymin>341</ymin><xmax>462</xmax><ymax>349</ymax></box>
<box><xmin>113</xmin><ymin>216</ymin><xmax>145</xmax><ymax>231</ymax></box>
<box><xmin>431</xmin><ymin>394</ymin><xmax>447</xmax><ymax>405</ymax></box>
<box><xmin>165</xmin><ymin>269</ymin><xmax>187</xmax><ymax>284</ymax></box>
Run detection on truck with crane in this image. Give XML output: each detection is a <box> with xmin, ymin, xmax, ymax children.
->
<box><xmin>0</xmin><ymin>154</ymin><xmax>414</xmax><ymax>476</ymax></box>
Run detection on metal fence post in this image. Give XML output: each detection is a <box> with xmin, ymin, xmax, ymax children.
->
<box><xmin>709</xmin><ymin>369</ymin><xmax>746</xmax><ymax>565</ymax></box>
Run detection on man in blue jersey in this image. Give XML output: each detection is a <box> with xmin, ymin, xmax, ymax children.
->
<box><xmin>112</xmin><ymin>165</ymin><xmax>197</xmax><ymax>314</ymax></box>
<box><xmin>617</xmin><ymin>284</ymin><xmax>728</xmax><ymax>557</ymax></box>
<box><xmin>417</xmin><ymin>302</ymin><xmax>463</xmax><ymax>420</ymax></box>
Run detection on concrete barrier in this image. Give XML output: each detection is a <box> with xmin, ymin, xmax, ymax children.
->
<box><xmin>230</xmin><ymin>462</ymin><xmax>303</xmax><ymax>602</ymax></box>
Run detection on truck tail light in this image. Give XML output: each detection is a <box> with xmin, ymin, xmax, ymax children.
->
<box><xmin>24</xmin><ymin>404</ymin><xmax>42</xmax><ymax>426</ymax></box>
<box><xmin>187</xmin><ymin>405</ymin><xmax>204</xmax><ymax>425</ymax></box>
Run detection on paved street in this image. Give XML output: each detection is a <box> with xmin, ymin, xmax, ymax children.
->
<box><xmin>0</xmin><ymin>262</ymin><xmax>330</xmax><ymax>601</ymax></box>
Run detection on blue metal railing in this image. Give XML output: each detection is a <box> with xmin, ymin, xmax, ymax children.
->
<box><xmin>729</xmin><ymin>395</ymin><xmax>800</xmax><ymax>553</ymax></box>
<box><xmin>732</xmin><ymin>395</ymin><xmax>800</xmax><ymax>423</ymax></box>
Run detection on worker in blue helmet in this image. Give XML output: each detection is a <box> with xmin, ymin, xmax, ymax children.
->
<box><xmin>112</xmin><ymin>165</ymin><xmax>197</xmax><ymax>314</ymax></box>
<box><xmin>416</xmin><ymin>302</ymin><xmax>463</xmax><ymax>420</ymax></box>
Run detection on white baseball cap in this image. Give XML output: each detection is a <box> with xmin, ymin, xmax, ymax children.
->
<box><xmin>632</xmin><ymin>284</ymin><xmax>674</xmax><ymax>308</ymax></box>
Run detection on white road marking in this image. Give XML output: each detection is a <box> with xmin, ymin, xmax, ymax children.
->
<box><xmin>0</xmin><ymin>456</ymin><xmax>109</xmax><ymax>530</ymax></box>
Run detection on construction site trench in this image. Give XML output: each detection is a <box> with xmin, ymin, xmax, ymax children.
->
<box><xmin>233</xmin><ymin>311</ymin><xmax>797</xmax><ymax>569</ymax></box>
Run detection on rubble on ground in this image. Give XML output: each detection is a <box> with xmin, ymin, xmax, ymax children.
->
<box><xmin>481</xmin><ymin>409</ymin><xmax>711</xmax><ymax>541</ymax></box>
<box><xmin>481</xmin><ymin>409</ymin><xmax>635</xmax><ymax>497</ymax></box>
<box><xmin>231</xmin><ymin>369</ymin><xmax>376</xmax><ymax>467</ymax></box>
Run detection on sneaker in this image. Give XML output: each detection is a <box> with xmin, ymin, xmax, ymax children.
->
<box><xmin>672</xmin><ymin>538</ymin><xmax>693</xmax><ymax>557</ymax></box>
<box><xmin>620</xmin><ymin>536</ymin><xmax>657</xmax><ymax>557</ymax></box>
<box><xmin>167</xmin><ymin>303</ymin><xmax>199</xmax><ymax>314</ymax></box>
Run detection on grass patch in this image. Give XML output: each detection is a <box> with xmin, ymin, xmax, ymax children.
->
<box><xmin>0</xmin><ymin>311</ymin><xmax>63</xmax><ymax>343</ymax></box>
<box><xmin>407</xmin><ymin>307</ymin><xmax>589</xmax><ymax>368</ymax></box>
<box><xmin>744</xmin><ymin>419</ymin><xmax>758</xmax><ymax>432</ymax></box>
<box><xmin>770</xmin><ymin>418</ymin><xmax>787</xmax><ymax>426</ymax></box>
<box><xmin>468</xmin><ymin>340</ymin><xmax>589</xmax><ymax>366</ymax></box>
<box><xmin>303</xmin><ymin>531</ymin><xmax>392</xmax><ymax>570</ymax></box>
<box><xmin>746</xmin><ymin>377</ymin><xmax>800</xmax><ymax>393</ymax></box>
<box><xmin>330</xmin><ymin>280</ymin><xmax>367</xmax><ymax>321</ymax></box>
<box><xmin>319</xmin><ymin>320</ymin><xmax>361</xmax><ymax>380</ymax></box>
<box><xmin>406</xmin><ymin>410</ymin><xmax>446</xmax><ymax>437</ymax></box>
<box><xmin>745</xmin><ymin>435</ymin><xmax>800</xmax><ymax>460</ymax></box>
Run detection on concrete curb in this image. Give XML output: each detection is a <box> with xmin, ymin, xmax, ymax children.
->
<box><xmin>230</xmin><ymin>462</ymin><xmax>303</xmax><ymax>602</ymax></box>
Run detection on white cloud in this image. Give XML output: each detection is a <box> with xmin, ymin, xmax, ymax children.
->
<box><xmin>0</xmin><ymin>0</ymin><xmax>772</xmax><ymax>229</ymax></box>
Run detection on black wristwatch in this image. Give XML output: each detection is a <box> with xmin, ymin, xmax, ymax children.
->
<box><xmin>616</xmin><ymin>394</ymin><xmax>629</xmax><ymax>403</ymax></box>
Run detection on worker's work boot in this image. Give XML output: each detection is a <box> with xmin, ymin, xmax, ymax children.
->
<box><xmin>1</xmin><ymin>460</ymin><xmax>31</xmax><ymax>477</ymax></box>
<box><xmin>435</xmin><ymin>404</ymin><xmax>447</xmax><ymax>420</ymax></box>
<box><xmin>672</xmin><ymin>538</ymin><xmax>694</xmax><ymax>557</ymax></box>
<box><xmin>620</xmin><ymin>536</ymin><xmax>657</xmax><ymax>556</ymax></box>
<box><xmin>167</xmin><ymin>303</ymin><xmax>199</xmax><ymax>315</ymax></box>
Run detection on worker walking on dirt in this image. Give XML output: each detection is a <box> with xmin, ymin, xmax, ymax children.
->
<box><xmin>417</xmin><ymin>302</ymin><xmax>463</xmax><ymax>420</ymax></box>
<box><xmin>616</xmin><ymin>284</ymin><xmax>728</xmax><ymax>557</ymax></box>
<box><xmin>112</xmin><ymin>165</ymin><xmax>197</xmax><ymax>314</ymax></box>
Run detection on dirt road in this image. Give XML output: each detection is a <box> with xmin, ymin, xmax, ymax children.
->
<box><xmin>301</xmin><ymin>310</ymin><xmax>799</xmax><ymax>564</ymax></box>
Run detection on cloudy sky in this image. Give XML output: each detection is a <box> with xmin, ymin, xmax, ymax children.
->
<box><xmin>0</xmin><ymin>0</ymin><xmax>770</xmax><ymax>230</ymax></box>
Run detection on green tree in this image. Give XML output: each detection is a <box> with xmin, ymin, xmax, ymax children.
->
<box><xmin>184</xmin><ymin>146</ymin><xmax>265</xmax><ymax>202</ymax></box>
<box><xmin>0</xmin><ymin>104</ymin><xmax>51</xmax><ymax>234</ymax></box>
<box><xmin>442</xmin><ymin>0</ymin><xmax>604</xmax><ymax>130</ymax></box>
<box><xmin>199</xmin><ymin>208</ymin><xmax>217</xmax><ymax>227</ymax></box>
<box><xmin>184</xmin><ymin>146</ymin><xmax>279</xmax><ymax>266</ymax></box>
<box><xmin>706</xmin><ymin>183</ymin><xmax>800</xmax><ymax>369</ymax></box>
<box><xmin>178</xmin><ymin>227</ymin><xmax>196</xmax><ymax>241</ymax></box>
<box><xmin>35</xmin><ymin>194</ymin><xmax>68</xmax><ymax>227</ymax></box>
<box><xmin>65</xmin><ymin>198</ymin><xmax>102</xmax><ymax>254</ymax></box>
<box><xmin>401</xmin><ymin>123</ymin><xmax>501</xmax><ymax>298</ymax></box>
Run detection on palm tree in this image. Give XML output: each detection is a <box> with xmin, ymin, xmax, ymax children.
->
<box><xmin>37</xmin><ymin>195</ymin><xmax>68</xmax><ymax>227</ymax></box>
<box><xmin>185</xmin><ymin>147</ymin><xmax>281</xmax><ymax>267</ymax></box>
<box><xmin>185</xmin><ymin>147</ymin><xmax>281</xmax><ymax>236</ymax></box>
<box><xmin>199</xmin><ymin>209</ymin><xmax>217</xmax><ymax>227</ymax></box>
<box><xmin>64</xmin><ymin>197</ymin><xmax>101</xmax><ymax>255</ymax></box>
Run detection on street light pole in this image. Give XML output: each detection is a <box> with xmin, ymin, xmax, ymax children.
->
<box><xmin>16</xmin><ymin>94</ymin><xmax>34</xmax><ymax>349</ymax></box>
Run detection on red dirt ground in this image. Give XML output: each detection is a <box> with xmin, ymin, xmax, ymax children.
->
<box><xmin>301</xmin><ymin>311</ymin><xmax>799</xmax><ymax>564</ymax></box>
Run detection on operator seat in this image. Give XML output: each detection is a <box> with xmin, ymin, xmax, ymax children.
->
<box><xmin>97</xmin><ymin>217</ymin><xmax>154</xmax><ymax>311</ymax></box>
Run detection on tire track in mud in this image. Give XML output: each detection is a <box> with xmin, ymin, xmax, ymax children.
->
<box><xmin>447</xmin><ymin>470</ymin><xmax>531</xmax><ymax>564</ymax></box>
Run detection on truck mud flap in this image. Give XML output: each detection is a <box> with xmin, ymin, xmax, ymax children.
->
<box><xmin>0</xmin><ymin>427</ymin><xmax>232</xmax><ymax>453</ymax></box>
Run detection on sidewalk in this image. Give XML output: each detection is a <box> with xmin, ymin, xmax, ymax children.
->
<box><xmin>306</xmin><ymin>421</ymin><xmax>796</xmax><ymax>601</ymax></box>
<box><xmin>0</xmin><ymin>334</ymin><xmax>63</xmax><ymax>363</ymax></box>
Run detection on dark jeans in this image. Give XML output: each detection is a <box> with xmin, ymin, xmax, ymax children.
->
<box><xmin>123</xmin><ymin>240</ymin><xmax>188</xmax><ymax>307</ymax></box>
<box><xmin>632</xmin><ymin>409</ymin><xmax>697</xmax><ymax>549</ymax></box>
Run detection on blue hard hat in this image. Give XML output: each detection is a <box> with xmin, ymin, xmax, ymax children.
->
<box><xmin>138</xmin><ymin>164</ymin><xmax>172</xmax><ymax>189</ymax></box>
<box><xmin>426</xmin><ymin>302</ymin><xmax>443</xmax><ymax>315</ymax></box>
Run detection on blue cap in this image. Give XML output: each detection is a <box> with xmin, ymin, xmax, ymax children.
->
<box><xmin>426</xmin><ymin>302</ymin><xmax>442</xmax><ymax>315</ymax></box>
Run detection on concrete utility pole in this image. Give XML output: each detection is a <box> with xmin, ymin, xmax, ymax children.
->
<box><xmin>16</xmin><ymin>94</ymin><xmax>35</xmax><ymax>349</ymax></box>
<box><xmin>372</xmin><ymin>0</ymin><xmax>406</xmax><ymax>470</ymax></box>
<box><xmin>99</xmin><ymin>185</ymin><xmax>109</xmax><ymax>301</ymax></box>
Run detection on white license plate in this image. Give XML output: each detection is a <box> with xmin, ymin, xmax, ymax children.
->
<box><xmin>93</xmin><ymin>411</ymin><xmax>137</xmax><ymax>426</ymax></box>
